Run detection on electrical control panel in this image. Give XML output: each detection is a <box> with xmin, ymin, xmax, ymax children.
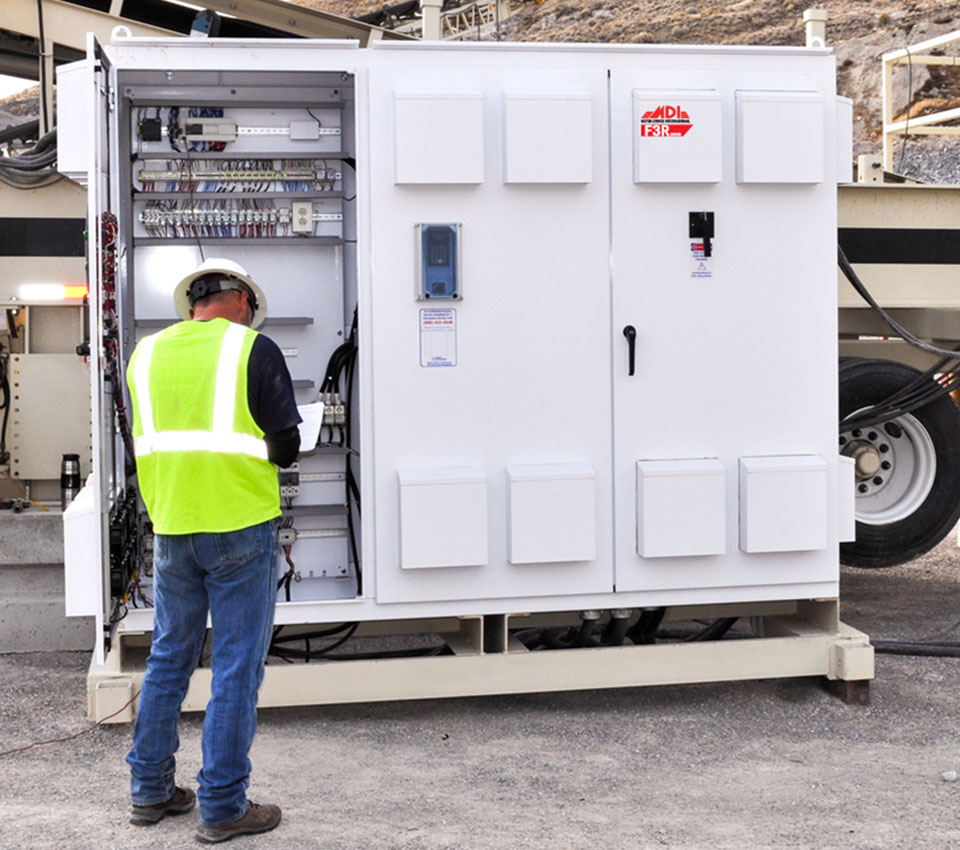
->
<box><xmin>63</xmin><ymin>37</ymin><xmax>845</xmax><ymax>661</ymax></box>
<box><xmin>416</xmin><ymin>223</ymin><xmax>461</xmax><ymax>300</ymax></box>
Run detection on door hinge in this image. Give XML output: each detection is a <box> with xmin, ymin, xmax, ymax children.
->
<box><xmin>108</xmin><ymin>86</ymin><xmax>117</xmax><ymax>113</ymax></box>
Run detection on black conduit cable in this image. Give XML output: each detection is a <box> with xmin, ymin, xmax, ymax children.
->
<box><xmin>268</xmin><ymin>622</ymin><xmax>359</xmax><ymax>661</ymax></box>
<box><xmin>839</xmin><ymin>350</ymin><xmax>960</xmax><ymax>433</ymax></box>
<box><xmin>839</xmin><ymin>247</ymin><xmax>960</xmax><ymax>361</ymax></box>
<box><xmin>683</xmin><ymin>617</ymin><xmax>739</xmax><ymax>642</ymax></box>
<box><xmin>541</xmin><ymin>626</ymin><xmax>579</xmax><ymax>649</ymax></box>
<box><xmin>572</xmin><ymin>618</ymin><xmax>597</xmax><ymax>647</ymax></box>
<box><xmin>343</xmin><ymin>312</ymin><xmax>361</xmax><ymax>591</ymax></box>
<box><xmin>627</xmin><ymin>608</ymin><xmax>667</xmax><ymax>645</ymax></box>
<box><xmin>35</xmin><ymin>0</ymin><xmax>49</xmax><ymax>136</ymax></box>
<box><xmin>872</xmin><ymin>640</ymin><xmax>960</xmax><ymax>658</ymax></box>
<box><xmin>601</xmin><ymin>616</ymin><xmax>631</xmax><ymax>647</ymax></box>
<box><xmin>837</xmin><ymin>247</ymin><xmax>960</xmax><ymax>430</ymax></box>
<box><xmin>0</xmin><ymin>373</ymin><xmax>9</xmax><ymax>464</ymax></box>
<box><xmin>270</xmin><ymin>623</ymin><xmax>357</xmax><ymax>643</ymax></box>
<box><xmin>0</xmin><ymin>130</ymin><xmax>58</xmax><ymax>171</ymax></box>
<box><xmin>0</xmin><ymin>119</ymin><xmax>40</xmax><ymax>145</ymax></box>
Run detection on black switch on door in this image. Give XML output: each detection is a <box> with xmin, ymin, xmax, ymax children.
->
<box><xmin>689</xmin><ymin>211</ymin><xmax>715</xmax><ymax>258</ymax></box>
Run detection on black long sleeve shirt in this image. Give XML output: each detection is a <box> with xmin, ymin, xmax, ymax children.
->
<box><xmin>248</xmin><ymin>334</ymin><xmax>301</xmax><ymax>468</ymax></box>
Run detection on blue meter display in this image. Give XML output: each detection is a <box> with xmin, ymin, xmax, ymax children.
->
<box><xmin>418</xmin><ymin>224</ymin><xmax>460</xmax><ymax>300</ymax></box>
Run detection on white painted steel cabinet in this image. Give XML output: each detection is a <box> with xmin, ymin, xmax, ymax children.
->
<box><xmin>62</xmin><ymin>37</ymin><xmax>845</xmax><ymax>658</ymax></box>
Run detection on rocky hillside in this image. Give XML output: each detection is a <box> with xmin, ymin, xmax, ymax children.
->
<box><xmin>6</xmin><ymin>1</ymin><xmax>960</xmax><ymax>180</ymax></box>
<box><xmin>304</xmin><ymin>0</ymin><xmax>960</xmax><ymax>180</ymax></box>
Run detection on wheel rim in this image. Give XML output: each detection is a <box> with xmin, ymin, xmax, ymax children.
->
<box><xmin>840</xmin><ymin>412</ymin><xmax>937</xmax><ymax>526</ymax></box>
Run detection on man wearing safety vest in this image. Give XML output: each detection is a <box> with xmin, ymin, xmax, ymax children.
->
<box><xmin>124</xmin><ymin>258</ymin><xmax>300</xmax><ymax>843</ymax></box>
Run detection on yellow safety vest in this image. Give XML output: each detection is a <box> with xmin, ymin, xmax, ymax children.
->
<box><xmin>127</xmin><ymin>318</ymin><xmax>280</xmax><ymax>534</ymax></box>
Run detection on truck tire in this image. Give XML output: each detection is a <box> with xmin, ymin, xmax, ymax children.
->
<box><xmin>839</xmin><ymin>358</ymin><xmax>960</xmax><ymax>568</ymax></box>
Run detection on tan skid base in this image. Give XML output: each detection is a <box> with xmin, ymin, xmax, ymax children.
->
<box><xmin>88</xmin><ymin>600</ymin><xmax>874</xmax><ymax>723</ymax></box>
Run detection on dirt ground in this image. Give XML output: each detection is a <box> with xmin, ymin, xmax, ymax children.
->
<box><xmin>3</xmin><ymin>537</ymin><xmax>960</xmax><ymax>850</ymax></box>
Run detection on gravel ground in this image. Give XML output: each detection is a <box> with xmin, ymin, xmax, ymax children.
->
<box><xmin>3</xmin><ymin>538</ymin><xmax>960</xmax><ymax>850</ymax></box>
<box><xmin>882</xmin><ymin>135</ymin><xmax>960</xmax><ymax>184</ymax></box>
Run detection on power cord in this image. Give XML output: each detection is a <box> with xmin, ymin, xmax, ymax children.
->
<box><xmin>0</xmin><ymin>689</ymin><xmax>140</xmax><ymax>759</ymax></box>
<box><xmin>896</xmin><ymin>46</ymin><xmax>914</xmax><ymax>175</ymax></box>
<box><xmin>838</xmin><ymin>246</ymin><xmax>960</xmax><ymax>431</ymax></box>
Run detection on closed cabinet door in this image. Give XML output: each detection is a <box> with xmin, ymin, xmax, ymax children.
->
<box><xmin>366</xmin><ymin>62</ymin><xmax>614</xmax><ymax>604</ymax></box>
<box><xmin>609</xmin><ymin>63</ymin><xmax>840</xmax><ymax>601</ymax></box>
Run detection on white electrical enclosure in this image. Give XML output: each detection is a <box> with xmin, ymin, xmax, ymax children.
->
<box><xmin>735</xmin><ymin>90</ymin><xmax>826</xmax><ymax>184</ymax></box>
<box><xmin>394</xmin><ymin>91</ymin><xmax>485</xmax><ymax>184</ymax></box>
<box><xmin>503</xmin><ymin>92</ymin><xmax>594</xmax><ymax>184</ymax></box>
<box><xmin>739</xmin><ymin>456</ymin><xmax>829</xmax><ymax>553</ymax></box>
<box><xmin>507</xmin><ymin>463</ymin><xmax>597</xmax><ymax>565</ymax></box>
<box><xmin>632</xmin><ymin>89</ymin><xmax>723</xmax><ymax>183</ymax></box>
<box><xmin>62</xmin><ymin>37</ymin><xmax>844</xmax><ymax>661</ymax></box>
<box><xmin>836</xmin><ymin>95</ymin><xmax>854</xmax><ymax>184</ymax></box>
<box><xmin>636</xmin><ymin>459</ymin><xmax>726</xmax><ymax>558</ymax></box>
<box><xmin>398</xmin><ymin>467</ymin><xmax>489</xmax><ymax>570</ymax></box>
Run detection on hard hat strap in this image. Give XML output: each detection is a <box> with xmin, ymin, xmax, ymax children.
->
<box><xmin>187</xmin><ymin>273</ymin><xmax>258</xmax><ymax>313</ymax></box>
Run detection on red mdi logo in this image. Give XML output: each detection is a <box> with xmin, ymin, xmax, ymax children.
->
<box><xmin>640</xmin><ymin>105</ymin><xmax>693</xmax><ymax>137</ymax></box>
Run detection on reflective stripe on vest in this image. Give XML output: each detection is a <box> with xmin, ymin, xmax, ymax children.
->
<box><xmin>132</xmin><ymin>322</ymin><xmax>268</xmax><ymax>460</ymax></box>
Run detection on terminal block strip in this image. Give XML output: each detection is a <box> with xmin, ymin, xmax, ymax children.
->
<box><xmin>139</xmin><ymin>199</ymin><xmax>342</xmax><ymax>238</ymax></box>
<box><xmin>137</xmin><ymin>159</ymin><xmax>342</xmax><ymax>193</ymax></box>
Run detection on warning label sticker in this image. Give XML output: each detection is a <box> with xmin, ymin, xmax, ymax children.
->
<box><xmin>690</xmin><ymin>240</ymin><xmax>713</xmax><ymax>280</ymax></box>
<box><xmin>640</xmin><ymin>105</ymin><xmax>693</xmax><ymax>138</ymax></box>
<box><xmin>420</xmin><ymin>308</ymin><xmax>457</xmax><ymax>368</ymax></box>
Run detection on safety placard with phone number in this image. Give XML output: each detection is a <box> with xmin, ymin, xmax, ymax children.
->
<box><xmin>419</xmin><ymin>308</ymin><xmax>457</xmax><ymax>367</ymax></box>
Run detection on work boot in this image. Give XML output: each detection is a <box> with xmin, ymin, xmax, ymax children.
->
<box><xmin>195</xmin><ymin>802</ymin><xmax>282</xmax><ymax>844</ymax></box>
<box><xmin>130</xmin><ymin>786</ymin><xmax>196</xmax><ymax>825</ymax></box>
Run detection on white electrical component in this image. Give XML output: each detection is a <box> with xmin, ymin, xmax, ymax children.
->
<box><xmin>183</xmin><ymin>117</ymin><xmax>238</xmax><ymax>142</ymax></box>
<box><xmin>279</xmin><ymin>462</ymin><xmax>300</xmax><ymax>498</ymax></box>
<box><xmin>289</xmin><ymin>120</ymin><xmax>319</xmax><ymax>141</ymax></box>
<box><xmin>292</xmin><ymin>201</ymin><xmax>313</xmax><ymax>234</ymax></box>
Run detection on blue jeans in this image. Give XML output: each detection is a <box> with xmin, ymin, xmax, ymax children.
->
<box><xmin>126</xmin><ymin>520</ymin><xmax>279</xmax><ymax>827</ymax></box>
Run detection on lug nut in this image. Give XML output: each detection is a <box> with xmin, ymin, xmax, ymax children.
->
<box><xmin>852</xmin><ymin>429</ymin><xmax>862</xmax><ymax>438</ymax></box>
<box><xmin>858</xmin><ymin>484</ymin><xmax>868</xmax><ymax>493</ymax></box>
<box><xmin>881</xmin><ymin>461</ymin><xmax>891</xmax><ymax>470</ymax></box>
<box><xmin>873</xmin><ymin>476</ymin><xmax>883</xmax><ymax>486</ymax></box>
<box><xmin>868</xmin><ymin>431</ymin><xmax>878</xmax><ymax>441</ymax></box>
<box><xmin>839</xmin><ymin>436</ymin><xmax>846</xmax><ymax>445</ymax></box>
<box><xmin>879</xmin><ymin>444</ymin><xmax>889</xmax><ymax>453</ymax></box>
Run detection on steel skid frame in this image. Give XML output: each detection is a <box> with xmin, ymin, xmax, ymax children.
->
<box><xmin>88</xmin><ymin>600</ymin><xmax>874</xmax><ymax>723</ymax></box>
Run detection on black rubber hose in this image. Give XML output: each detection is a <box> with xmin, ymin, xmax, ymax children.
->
<box><xmin>839</xmin><ymin>247</ymin><xmax>960</xmax><ymax>361</ymax></box>
<box><xmin>683</xmin><ymin>617</ymin><xmax>739</xmax><ymax>642</ymax></box>
<box><xmin>572</xmin><ymin>618</ymin><xmax>597</xmax><ymax>647</ymax></box>
<box><xmin>344</xmin><ymin>337</ymin><xmax>361</xmax><ymax>592</ymax></box>
<box><xmin>628</xmin><ymin>608</ymin><xmax>667</xmax><ymax>645</ymax></box>
<box><xmin>601</xmin><ymin>616</ymin><xmax>631</xmax><ymax>647</ymax></box>
<box><xmin>0</xmin><ymin>119</ymin><xmax>40</xmax><ymax>145</ymax></box>
<box><xmin>306</xmin><ymin>645</ymin><xmax>451</xmax><ymax>662</ymax></box>
<box><xmin>541</xmin><ymin>626</ymin><xmax>577</xmax><ymax>649</ymax></box>
<box><xmin>268</xmin><ymin>622</ymin><xmax>359</xmax><ymax>661</ymax></box>
<box><xmin>0</xmin><ymin>375</ymin><xmax>8</xmax><ymax>461</ymax></box>
<box><xmin>873</xmin><ymin>640</ymin><xmax>960</xmax><ymax>658</ymax></box>
<box><xmin>512</xmin><ymin>628</ymin><xmax>545</xmax><ymax>650</ymax></box>
<box><xmin>36</xmin><ymin>0</ymin><xmax>49</xmax><ymax>135</ymax></box>
<box><xmin>270</xmin><ymin>622</ymin><xmax>357</xmax><ymax>643</ymax></box>
<box><xmin>0</xmin><ymin>130</ymin><xmax>58</xmax><ymax>169</ymax></box>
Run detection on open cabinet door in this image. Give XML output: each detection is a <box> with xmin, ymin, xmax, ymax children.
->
<box><xmin>63</xmin><ymin>34</ymin><xmax>129</xmax><ymax>665</ymax></box>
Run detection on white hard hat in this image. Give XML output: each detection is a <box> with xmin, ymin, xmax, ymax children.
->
<box><xmin>173</xmin><ymin>258</ymin><xmax>268</xmax><ymax>329</ymax></box>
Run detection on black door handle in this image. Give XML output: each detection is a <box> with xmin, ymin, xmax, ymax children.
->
<box><xmin>623</xmin><ymin>325</ymin><xmax>636</xmax><ymax>376</ymax></box>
